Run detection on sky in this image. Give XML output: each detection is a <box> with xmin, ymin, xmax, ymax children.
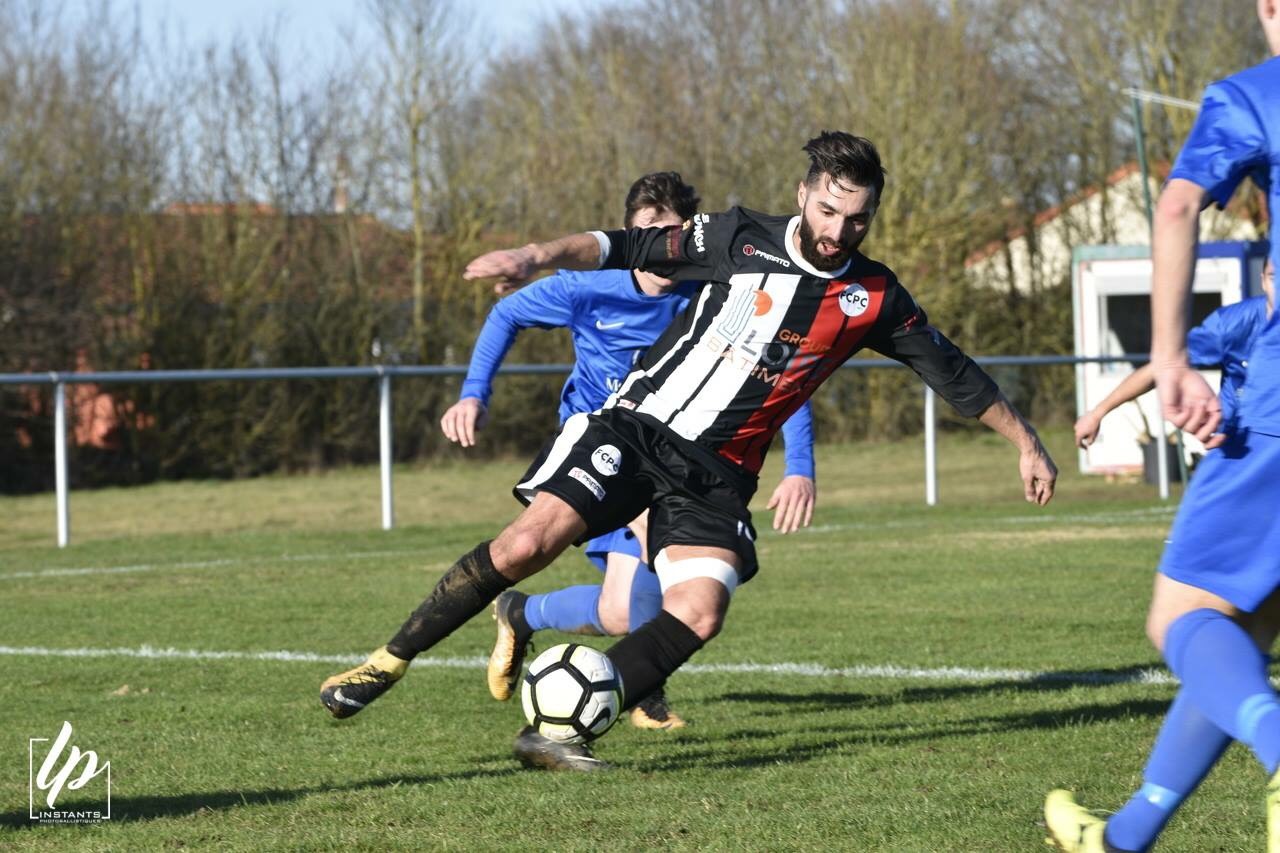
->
<box><xmin>120</xmin><ymin>0</ymin><xmax>592</xmax><ymax>66</ymax></box>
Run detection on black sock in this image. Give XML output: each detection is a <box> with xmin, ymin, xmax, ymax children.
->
<box><xmin>386</xmin><ymin>542</ymin><xmax>511</xmax><ymax>660</ymax></box>
<box><xmin>606</xmin><ymin>610</ymin><xmax>704</xmax><ymax>710</ymax></box>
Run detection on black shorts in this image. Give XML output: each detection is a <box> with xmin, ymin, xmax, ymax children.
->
<box><xmin>514</xmin><ymin>408</ymin><xmax>759</xmax><ymax>584</ymax></box>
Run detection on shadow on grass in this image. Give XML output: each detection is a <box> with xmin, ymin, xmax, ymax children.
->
<box><xmin>637</xmin><ymin>671</ymin><xmax>1174</xmax><ymax>774</ymax></box>
<box><xmin>0</xmin><ymin>765</ymin><xmax>522</xmax><ymax>830</ymax></box>
<box><xmin>713</xmin><ymin>663</ymin><xmax>1171</xmax><ymax>715</ymax></box>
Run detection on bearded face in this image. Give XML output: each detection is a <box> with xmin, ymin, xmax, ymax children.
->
<box><xmin>797</xmin><ymin>211</ymin><xmax>857</xmax><ymax>271</ymax></box>
<box><xmin>795</xmin><ymin>176</ymin><xmax>876</xmax><ymax>272</ymax></box>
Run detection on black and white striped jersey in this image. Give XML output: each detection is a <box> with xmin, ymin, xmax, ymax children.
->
<box><xmin>594</xmin><ymin>206</ymin><xmax>998</xmax><ymax>476</ymax></box>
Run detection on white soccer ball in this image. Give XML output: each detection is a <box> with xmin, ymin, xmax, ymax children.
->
<box><xmin>521</xmin><ymin>643</ymin><xmax>622</xmax><ymax>744</ymax></box>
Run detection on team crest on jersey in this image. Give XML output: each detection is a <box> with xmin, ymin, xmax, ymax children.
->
<box><xmin>838</xmin><ymin>283</ymin><xmax>870</xmax><ymax>317</ymax></box>
<box><xmin>590</xmin><ymin>444</ymin><xmax>622</xmax><ymax>477</ymax></box>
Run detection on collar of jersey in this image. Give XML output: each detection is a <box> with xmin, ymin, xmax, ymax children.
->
<box><xmin>784</xmin><ymin>216</ymin><xmax>852</xmax><ymax>279</ymax></box>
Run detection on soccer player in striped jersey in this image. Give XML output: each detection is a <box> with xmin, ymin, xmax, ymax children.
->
<box><xmin>437</xmin><ymin>172</ymin><xmax>817</xmax><ymax>731</ymax></box>
<box><xmin>1046</xmin><ymin>3</ymin><xmax>1280</xmax><ymax>850</ymax></box>
<box><xmin>321</xmin><ymin>130</ymin><xmax>1057</xmax><ymax>771</ymax></box>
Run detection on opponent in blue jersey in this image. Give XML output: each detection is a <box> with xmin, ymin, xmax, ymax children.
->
<box><xmin>438</xmin><ymin>172</ymin><xmax>817</xmax><ymax>731</ymax></box>
<box><xmin>1046</xmin><ymin>6</ymin><xmax>1280</xmax><ymax>850</ymax></box>
<box><xmin>1074</xmin><ymin>263</ymin><xmax>1274</xmax><ymax>449</ymax></box>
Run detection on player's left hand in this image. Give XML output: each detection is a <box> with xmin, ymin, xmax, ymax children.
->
<box><xmin>463</xmin><ymin>244</ymin><xmax>539</xmax><ymax>295</ymax></box>
<box><xmin>1020</xmin><ymin>442</ymin><xmax>1057</xmax><ymax>506</ymax></box>
<box><xmin>1154</xmin><ymin>363</ymin><xmax>1224</xmax><ymax>448</ymax></box>
<box><xmin>766</xmin><ymin>475</ymin><xmax>816</xmax><ymax>534</ymax></box>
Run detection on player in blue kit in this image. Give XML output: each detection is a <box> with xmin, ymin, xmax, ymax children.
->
<box><xmin>1074</xmin><ymin>259</ymin><xmax>1274</xmax><ymax>450</ymax></box>
<box><xmin>1046</xmin><ymin>4</ymin><xmax>1280</xmax><ymax>850</ymax></box>
<box><xmin>438</xmin><ymin>172</ymin><xmax>817</xmax><ymax>732</ymax></box>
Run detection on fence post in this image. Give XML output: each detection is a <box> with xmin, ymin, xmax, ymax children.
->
<box><xmin>924</xmin><ymin>385</ymin><xmax>938</xmax><ymax>506</ymax></box>
<box><xmin>378</xmin><ymin>373</ymin><xmax>395</xmax><ymax>530</ymax></box>
<box><xmin>54</xmin><ymin>380</ymin><xmax>70</xmax><ymax>547</ymax></box>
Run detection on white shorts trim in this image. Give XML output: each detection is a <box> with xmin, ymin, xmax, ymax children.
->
<box><xmin>653</xmin><ymin>550</ymin><xmax>739</xmax><ymax>596</ymax></box>
<box><xmin>515</xmin><ymin>412</ymin><xmax>591</xmax><ymax>502</ymax></box>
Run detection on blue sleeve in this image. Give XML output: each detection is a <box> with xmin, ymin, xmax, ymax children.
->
<box><xmin>1186</xmin><ymin>309</ymin><xmax>1227</xmax><ymax>368</ymax></box>
<box><xmin>779</xmin><ymin>401</ymin><xmax>816</xmax><ymax>480</ymax></box>
<box><xmin>1169</xmin><ymin>80</ymin><xmax>1270</xmax><ymax>207</ymax></box>
<box><xmin>459</xmin><ymin>274</ymin><xmax>578</xmax><ymax>404</ymax></box>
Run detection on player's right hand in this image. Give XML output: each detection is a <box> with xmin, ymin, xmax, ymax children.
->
<box><xmin>440</xmin><ymin>397</ymin><xmax>488</xmax><ymax>448</ymax></box>
<box><xmin>1154</xmin><ymin>363</ymin><xmax>1224</xmax><ymax>448</ymax></box>
<box><xmin>1020</xmin><ymin>442</ymin><xmax>1057</xmax><ymax>506</ymax></box>
<box><xmin>463</xmin><ymin>245</ymin><xmax>538</xmax><ymax>295</ymax></box>
<box><xmin>1073</xmin><ymin>412</ymin><xmax>1102</xmax><ymax>449</ymax></box>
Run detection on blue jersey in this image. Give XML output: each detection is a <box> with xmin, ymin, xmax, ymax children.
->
<box><xmin>1187</xmin><ymin>296</ymin><xmax>1269</xmax><ymax>428</ymax></box>
<box><xmin>460</xmin><ymin>268</ymin><xmax>816</xmax><ymax>478</ymax></box>
<box><xmin>1170</xmin><ymin>56</ymin><xmax>1280</xmax><ymax>434</ymax></box>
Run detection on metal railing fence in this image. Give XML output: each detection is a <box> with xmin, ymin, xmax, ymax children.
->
<box><xmin>0</xmin><ymin>354</ymin><xmax>1153</xmax><ymax>547</ymax></box>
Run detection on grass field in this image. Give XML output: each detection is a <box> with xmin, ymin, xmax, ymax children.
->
<box><xmin>0</xmin><ymin>430</ymin><xmax>1266</xmax><ymax>851</ymax></box>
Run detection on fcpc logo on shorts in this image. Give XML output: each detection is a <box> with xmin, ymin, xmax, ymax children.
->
<box><xmin>838</xmin><ymin>283</ymin><xmax>870</xmax><ymax>317</ymax></box>
<box><xmin>591</xmin><ymin>444</ymin><xmax>622</xmax><ymax>477</ymax></box>
<box><xmin>29</xmin><ymin>721</ymin><xmax>111</xmax><ymax>823</ymax></box>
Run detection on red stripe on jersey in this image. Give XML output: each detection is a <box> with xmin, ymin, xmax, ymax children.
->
<box><xmin>718</xmin><ymin>276</ymin><xmax>889</xmax><ymax>472</ymax></box>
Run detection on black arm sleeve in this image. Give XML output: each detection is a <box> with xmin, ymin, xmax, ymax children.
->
<box><xmin>867</xmin><ymin>284</ymin><xmax>999</xmax><ymax>418</ymax></box>
<box><xmin>599</xmin><ymin>211</ymin><xmax>735</xmax><ymax>280</ymax></box>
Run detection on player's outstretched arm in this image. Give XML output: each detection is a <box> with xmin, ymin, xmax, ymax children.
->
<box><xmin>1075</xmin><ymin>363</ymin><xmax>1156</xmax><ymax>448</ymax></box>
<box><xmin>977</xmin><ymin>393</ymin><xmax>1057</xmax><ymax>505</ymax></box>
<box><xmin>1150</xmin><ymin>179</ymin><xmax>1224</xmax><ymax>447</ymax></box>
<box><xmin>463</xmin><ymin>234</ymin><xmax>604</xmax><ymax>295</ymax></box>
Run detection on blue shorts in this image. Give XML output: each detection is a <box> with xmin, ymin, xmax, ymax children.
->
<box><xmin>582</xmin><ymin>527</ymin><xmax>642</xmax><ymax>573</ymax></box>
<box><xmin>1158</xmin><ymin>429</ymin><xmax>1280</xmax><ymax>611</ymax></box>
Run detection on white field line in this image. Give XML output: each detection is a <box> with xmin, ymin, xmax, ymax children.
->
<box><xmin>0</xmin><ymin>643</ymin><xmax>1180</xmax><ymax>687</ymax></box>
<box><xmin>0</xmin><ymin>548</ymin><xmax>432</xmax><ymax>581</ymax></box>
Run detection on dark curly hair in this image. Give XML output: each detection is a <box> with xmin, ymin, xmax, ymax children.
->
<box><xmin>623</xmin><ymin>171</ymin><xmax>701</xmax><ymax>227</ymax></box>
<box><xmin>803</xmin><ymin>131</ymin><xmax>885</xmax><ymax>202</ymax></box>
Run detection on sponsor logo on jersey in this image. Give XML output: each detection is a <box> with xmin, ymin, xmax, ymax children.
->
<box><xmin>702</xmin><ymin>324</ymin><xmax>832</xmax><ymax>390</ymax></box>
<box><xmin>568</xmin><ymin>466</ymin><xmax>605</xmax><ymax>500</ymax></box>
<box><xmin>838</xmin><ymin>283</ymin><xmax>870</xmax><ymax>317</ymax></box>
<box><xmin>752</xmin><ymin>291</ymin><xmax>773</xmax><ymax>316</ymax></box>
<box><xmin>778</xmin><ymin>328</ymin><xmax>833</xmax><ymax>354</ymax></box>
<box><xmin>590</xmin><ymin>444</ymin><xmax>622</xmax><ymax>477</ymax></box>
<box><xmin>742</xmin><ymin>244</ymin><xmax>791</xmax><ymax>268</ymax></box>
<box><xmin>691</xmin><ymin>213</ymin><xmax>709</xmax><ymax>255</ymax></box>
<box><xmin>716</xmin><ymin>286</ymin><xmax>757</xmax><ymax>342</ymax></box>
<box><xmin>595</xmin><ymin>319</ymin><xmax>624</xmax><ymax>330</ymax></box>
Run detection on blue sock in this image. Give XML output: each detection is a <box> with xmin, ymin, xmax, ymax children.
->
<box><xmin>628</xmin><ymin>562</ymin><xmax>662</xmax><ymax>633</ymax></box>
<box><xmin>524</xmin><ymin>585</ymin><xmax>604</xmax><ymax>635</ymax></box>
<box><xmin>1104</xmin><ymin>691</ymin><xmax>1230</xmax><ymax>852</ymax></box>
<box><xmin>1163</xmin><ymin>608</ymin><xmax>1280</xmax><ymax>773</ymax></box>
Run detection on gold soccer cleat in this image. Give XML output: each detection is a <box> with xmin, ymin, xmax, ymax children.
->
<box><xmin>488</xmin><ymin>590</ymin><xmax>533</xmax><ymax>701</ymax></box>
<box><xmin>1043</xmin><ymin>789</ymin><xmax>1108</xmax><ymax>853</ymax></box>
<box><xmin>320</xmin><ymin>646</ymin><xmax>408</xmax><ymax>719</ymax></box>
